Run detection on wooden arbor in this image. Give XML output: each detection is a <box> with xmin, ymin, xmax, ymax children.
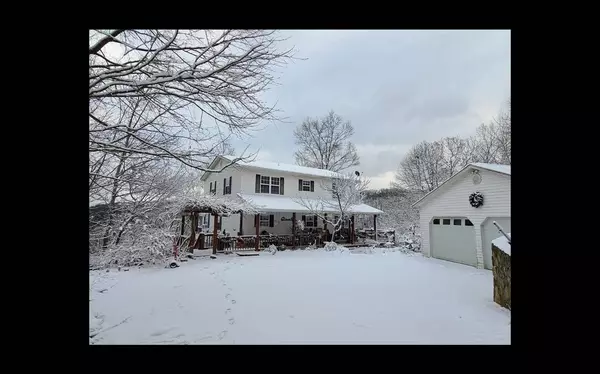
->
<box><xmin>179</xmin><ymin>203</ymin><xmax>244</xmax><ymax>255</ymax></box>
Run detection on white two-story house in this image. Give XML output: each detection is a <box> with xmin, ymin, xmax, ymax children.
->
<box><xmin>199</xmin><ymin>155</ymin><xmax>383</xmax><ymax>239</ymax></box>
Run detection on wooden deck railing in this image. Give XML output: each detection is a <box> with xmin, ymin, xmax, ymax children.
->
<box><xmin>216</xmin><ymin>234</ymin><xmax>323</xmax><ymax>253</ymax></box>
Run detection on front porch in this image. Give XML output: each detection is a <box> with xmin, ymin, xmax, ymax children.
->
<box><xmin>177</xmin><ymin>194</ymin><xmax>387</xmax><ymax>255</ymax></box>
<box><xmin>215</xmin><ymin>209</ymin><xmax>388</xmax><ymax>253</ymax></box>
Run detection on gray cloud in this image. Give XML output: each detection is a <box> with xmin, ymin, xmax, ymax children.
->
<box><xmin>232</xmin><ymin>30</ymin><xmax>511</xmax><ymax>189</ymax></box>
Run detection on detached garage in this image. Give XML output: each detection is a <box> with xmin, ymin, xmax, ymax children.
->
<box><xmin>412</xmin><ymin>163</ymin><xmax>511</xmax><ymax>269</ymax></box>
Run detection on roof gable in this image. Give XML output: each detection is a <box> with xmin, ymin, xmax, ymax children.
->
<box><xmin>412</xmin><ymin>163</ymin><xmax>510</xmax><ymax>207</ymax></box>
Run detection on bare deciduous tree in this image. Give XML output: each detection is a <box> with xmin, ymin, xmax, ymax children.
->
<box><xmin>394</xmin><ymin>98</ymin><xmax>511</xmax><ymax>192</ymax></box>
<box><xmin>89</xmin><ymin>29</ymin><xmax>295</xmax><ymax>174</ymax></box>
<box><xmin>441</xmin><ymin>136</ymin><xmax>469</xmax><ymax>176</ymax></box>
<box><xmin>493</xmin><ymin>98</ymin><xmax>511</xmax><ymax>164</ymax></box>
<box><xmin>294</xmin><ymin>172</ymin><xmax>370</xmax><ymax>241</ymax></box>
<box><xmin>293</xmin><ymin>111</ymin><xmax>360</xmax><ymax>172</ymax></box>
<box><xmin>394</xmin><ymin>140</ymin><xmax>446</xmax><ymax>192</ymax></box>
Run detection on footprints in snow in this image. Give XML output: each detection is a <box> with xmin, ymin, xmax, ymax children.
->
<box><xmin>150</xmin><ymin>326</ymin><xmax>177</xmax><ymax>337</ymax></box>
<box><xmin>211</xmin><ymin>263</ymin><xmax>237</xmax><ymax>337</ymax></box>
<box><xmin>225</xmin><ymin>293</ymin><xmax>237</xmax><ymax>304</ymax></box>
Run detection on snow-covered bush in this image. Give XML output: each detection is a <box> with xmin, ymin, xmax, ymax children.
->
<box><xmin>296</xmin><ymin>219</ymin><xmax>304</xmax><ymax>231</ymax></box>
<box><xmin>90</xmin><ymin>192</ymin><xmax>257</xmax><ymax>269</ymax></box>
<box><xmin>397</xmin><ymin>229</ymin><xmax>422</xmax><ymax>252</ymax></box>
<box><xmin>264</xmin><ymin>244</ymin><xmax>277</xmax><ymax>255</ymax></box>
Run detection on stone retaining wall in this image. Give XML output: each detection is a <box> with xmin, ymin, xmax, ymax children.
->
<box><xmin>492</xmin><ymin>244</ymin><xmax>511</xmax><ymax>310</ymax></box>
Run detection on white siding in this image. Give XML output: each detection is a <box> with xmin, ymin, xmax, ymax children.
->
<box><xmin>202</xmin><ymin>158</ymin><xmax>243</xmax><ymax>196</ymax></box>
<box><xmin>418</xmin><ymin>168</ymin><xmax>510</xmax><ymax>269</ymax></box>
<box><xmin>220</xmin><ymin>212</ymin><xmax>326</xmax><ymax>236</ymax></box>
<box><xmin>239</xmin><ymin>169</ymin><xmax>333</xmax><ymax>199</ymax></box>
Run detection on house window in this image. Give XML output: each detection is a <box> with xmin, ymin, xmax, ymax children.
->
<box><xmin>302</xmin><ymin>180</ymin><xmax>311</xmax><ymax>191</ymax></box>
<box><xmin>260</xmin><ymin>214</ymin><xmax>270</xmax><ymax>227</ymax></box>
<box><xmin>259</xmin><ymin>176</ymin><xmax>281</xmax><ymax>194</ymax></box>
<box><xmin>453</xmin><ymin>219</ymin><xmax>462</xmax><ymax>226</ymax></box>
<box><xmin>433</xmin><ymin>219</ymin><xmax>440</xmax><ymax>225</ymax></box>
<box><xmin>465</xmin><ymin>219</ymin><xmax>474</xmax><ymax>226</ymax></box>
<box><xmin>442</xmin><ymin>219</ymin><xmax>451</xmax><ymax>225</ymax></box>
<box><xmin>331</xmin><ymin>181</ymin><xmax>337</xmax><ymax>197</ymax></box>
<box><xmin>306</xmin><ymin>215</ymin><xmax>315</xmax><ymax>227</ymax></box>
<box><xmin>224</xmin><ymin>177</ymin><xmax>231</xmax><ymax>195</ymax></box>
<box><xmin>260</xmin><ymin>176</ymin><xmax>270</xmax><ymax>193</ymax></box>
<box><xmin>271</xmin><ymin>177</ymin><xmax>280</xmax><ymax>194</ymax></box>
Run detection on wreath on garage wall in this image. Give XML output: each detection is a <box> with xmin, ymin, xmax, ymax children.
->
<box><xmin>469</xmin><ymin>192</ymin><xmax>484</xmax><ymax>208</ymax></box>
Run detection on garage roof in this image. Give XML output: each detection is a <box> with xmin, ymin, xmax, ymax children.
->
<box><xmin>411</xmin><ymin>163</ymin><xmax>511</xmax><ymax>208</ymax></box>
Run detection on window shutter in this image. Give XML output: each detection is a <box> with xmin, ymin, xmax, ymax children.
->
<box><xmin>298</xmin><ymin>179</ymin><xmax>303</xmax><ymax>191</ymax></box>
<box><xmin>254</xmin><ymin>215</ymin><xmax>256</xmax><ymax>227</ymax></box>
<box><xmin>209</xmin><ymin>182</ymin><xmax>212</xmax><ymax>193</ymax></box>
<box><xmin>214</xmin><ymin>181</ymin><xmax>217</xmax><ymax>195</ymax></box>
<box><xmin>269</xmin><ymin>214</ymin><xmax>274</xmax><ymax>227</ymax></box>
<box><xmin>229</xmin><ymin>176</ymin><xmax>232</xmax><ymax>194</ymax></box>
<box><xmin>314</xmin><ymin>215</ymin><xmax>318</xmax><ymax>226</ymax></box>
<box><xmin>207</xmin><ymin>215</ymin><xmax>210</xmax><ymax>228</ymax></box>
<box><xmin>301</xmin><ymin>215</ymin><xmax>306</xmax><ymax>222</ymax></box>
<box><xmin>280</xmin><ymin>177</ymin><xmax>284</xmax><ymax>195</ymax></box>
<box><xmin>219</xmin><ymin>216</ymin><xmax>223</xmax><ymax>230</ymax></box>
<box><xmin>255</xmin><ymin>174</ymin><xmax>261</xmax><ymax>193</ymax></box>
<box><xmin>310</xmin><ymin>181</ymin><xmax>315</xmax><ymax>192</ymax></box>
<box><xmin>223</xmin><ymin>178</ymin><xmax>226</xmax><ymax>195</ymax></box>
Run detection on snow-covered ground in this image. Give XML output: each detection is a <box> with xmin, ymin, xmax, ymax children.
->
<box><xmin>89</xmin><ymin>248</ymin><xmax>510</xmax><ymax>344</ymax></box>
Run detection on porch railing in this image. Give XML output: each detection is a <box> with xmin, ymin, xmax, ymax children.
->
<box><xmin>216</xmin><ymin>234</ymin><xmax>323</xmax><ymax>253</ymax></box>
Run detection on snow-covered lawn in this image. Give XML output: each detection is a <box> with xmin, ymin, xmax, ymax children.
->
<box><xmin>89</xmin><ymin>249</ymin><xmax>510</xmax><ymax>344</ymax></box>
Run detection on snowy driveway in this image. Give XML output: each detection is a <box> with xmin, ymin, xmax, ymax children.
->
<box><xmin>89</xmin><ymin>249</ymin><xmax>510</xmax><ymax>344</ymax></box>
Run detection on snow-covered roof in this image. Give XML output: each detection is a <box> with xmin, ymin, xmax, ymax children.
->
<box><xmin>201</xmin><ymin>155</ymin><xmax>343</xmax><ymax>180</ymax></box>
<box><xmin>237</xmin><ymin>193</ymin><xmax>383</xmax><ymax>214</ymax></box>
<box><xmin>412</xmin><ymin>162</ymin><xmax>511</xmax><ymax>207</ymax></box>
<box><xmin>492</xmin><ymin>233</ymin><xmax>511</xmax><ymax>256</ymax></box>
<box><xmin>470</xmin><ymin>163</ymin><xmax>511</xmax><ymax>176</ymax></box>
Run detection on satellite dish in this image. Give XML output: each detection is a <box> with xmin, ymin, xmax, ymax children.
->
<box><xmin>355</xmin><ymin>171</ymin><xmax>360</xmax><ymax>177</ymax></box>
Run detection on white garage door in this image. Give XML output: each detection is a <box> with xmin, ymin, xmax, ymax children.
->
<box><xmin>482</xmin><ymin>217</ymin><xmax>511</xmax><ymax>270</ymax></box>
<box><xmin>430</xmin><ymin>217</ymin><xmax>477</xmax><ymax>267</ymax></box>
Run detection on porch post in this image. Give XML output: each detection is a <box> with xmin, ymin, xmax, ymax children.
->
<box><xmin>212</xmin><ymin>213</ymin><xmax>218</xmax><ymax>254</ymax></box>
<box><xmin>255</xmin><ymin>214</ymin><xmax>260</xmax><ymax>251</ymax></box>
<box><xmin>189</xmin><ymin>212</ymin><xmax>197</xmax><ymax>251</ymax></box>
<box><xmin>239</xmin><ymin>211</ymin><xmax>244</xmax><ymax>235</ymax></box>
<box><xmin>351</xmin><ymin>215</ymin><xmax>355</xmax><ymax>244</ymax></box>
<box><xmin>292</xmin><ymin>212</ymin><xmax>296</xmax><ymax>249</ymax></box>
<box><xmin>373</xmin><ymin>214</ymin><xmax>377</xmax><ymax>242</ymax></box>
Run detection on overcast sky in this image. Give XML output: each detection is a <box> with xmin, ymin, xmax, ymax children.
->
<box><xmin>231</xmin><ymin>30</ymin><xmax>511</xmax><ymax>189</ymax></box>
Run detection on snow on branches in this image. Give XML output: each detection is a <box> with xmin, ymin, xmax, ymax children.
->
<box><xmin>294</xmin><ymin>172</ymin><xmax>369</xmax><ymax>240</ymax></box>
<box><xmin>89</xmin><ymin>29</ymin><xmax>295</xmax><ymax>185</ymax></box>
